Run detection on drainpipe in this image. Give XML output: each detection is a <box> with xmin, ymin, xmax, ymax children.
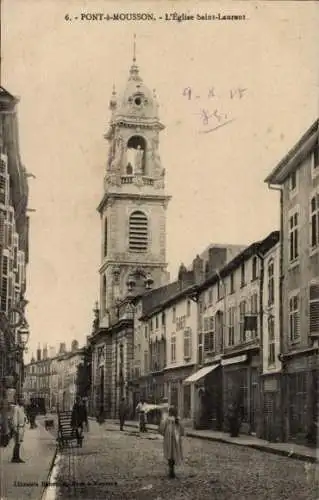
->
<box><xmin>268</xmin><ymin>183</ymin><xmax>285</xmax><ymax>441</ymax></box>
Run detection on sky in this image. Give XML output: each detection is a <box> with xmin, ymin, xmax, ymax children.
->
<box><xmin>2</xmin><ymin>0</ymin><xmax>319</xmax><ymax>361</ymax></box>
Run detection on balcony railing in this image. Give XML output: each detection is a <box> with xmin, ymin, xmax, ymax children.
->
<box><xmin>120</xmin><ymin>176</ymin><xmax>154</xmax><ymax>186</ymax></box>
<box><xmin>121</xmin><ymin>175</ymin><xmax>133</xmax><ymax>184</ymax></box>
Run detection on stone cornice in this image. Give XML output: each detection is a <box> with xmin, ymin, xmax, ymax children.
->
<box><xmin>97</xmin><ymin>192</ymin><xmax>171</xmax><ymax>213</ymax></box>
<box><xmin>111</xmin><ymin>117</ymin><xmax>165</xmax><ymax>131</ymax></box>
<box><xmin>99</xmin><ymin>259</ymin><xmax>168</xmax><ymax>274</ymax></box>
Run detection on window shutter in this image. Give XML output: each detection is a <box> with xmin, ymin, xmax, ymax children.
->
<box><xmin>204</xmin><ymin>332</ymin><xmax>210</xmax><ymax>351</ymax></box>
<box><xmin>310</xmin><ymin>284</ymin><xmax>319</xmax><ymax>334</ymax></box>
<box><xmin>0</xmin><ymin>211</ymin><xmax>4</xmax><ymax>244</ymax></box>
<box><xmin>0</xmin><ymin>174</ymin><xmax>6</xmax><ymax>205</ymax></box>
<box><xmin>209</xmin><ymin>316</ymin><xmax>215</xmax><ymax>330</ymax></box>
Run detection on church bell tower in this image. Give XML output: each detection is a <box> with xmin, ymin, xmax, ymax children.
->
<box><xmin>98</xmin><ymin>40</ymin><xmax>171</xmax><ymax>325</ymax></box>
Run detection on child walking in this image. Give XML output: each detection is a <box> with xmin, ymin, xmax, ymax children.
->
<box><xmin>159</xmin><ymin>406</ymin><xmax>184</xmax><ymax>478</ymax></box>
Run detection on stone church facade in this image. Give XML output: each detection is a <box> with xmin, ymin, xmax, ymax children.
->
<box><xmin>90</xmin><ymin>50</ymin><xmax>171</xmax><ymax>418</ymax></box>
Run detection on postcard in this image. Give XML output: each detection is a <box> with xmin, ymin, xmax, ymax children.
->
<box><xmin>0</xmin><ymin>1</ymin><xmax>318</xmax><ymax>499</ymax></box>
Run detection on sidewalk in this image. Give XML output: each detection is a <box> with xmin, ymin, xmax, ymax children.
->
<box><xmin>105</xmin><ymin>419</ymin><xmax>318</xmax><ymax>464</ymax></box>
<box><xmin>0</xmin><ymin>417</ymin><xmax>57</xmax><ymax>500</ymax></box>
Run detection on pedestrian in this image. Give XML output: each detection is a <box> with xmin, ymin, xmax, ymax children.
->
<box><xmin>0</xmin><ymin>399</ymin><xmax>11</xmax><ymax>448</ymax></box>
<box><xmin>119</xmin><ymin>397</ymin><xmax>127</xmax><ymax>431</ymax></box>
<box><xmin>159</xmin><ymin>405</ymin><xmax>184</xmax><ymax>479</ymax></box>
<box><xmin>136</xmin><ymin>399</ymin><xmax>147</xmax><ymax>432</ymax></box>
<box><xmin>71</xmin><ymin>395</ymin><xmax>88</xmax><ymax>447</ymax></box>
<box><xmin>28</xmin><ymin>399</ymin><xmax>38</xmax><ymax>429</ymax></box>
<box><xmin>227</xmin><ymin>399</ymin><xmax>240</xmax><ymax>437</ymax></box>
<box><xmin>11</xmin><ymin>396</ymin><xmax>27</xmax><ymax>463</ymax></box>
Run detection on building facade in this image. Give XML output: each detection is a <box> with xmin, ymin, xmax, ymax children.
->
<box><xmin>0</xmin><ymin>87</ymin><xmax>29</xmax><ymax>404</ymax></box>
<box><xmin>24</xmin><ymin>340</ymin><xmax>84</xmax><ymax>412</ymax></box>
<box><xmin>260</xmin><ymin>241</ymin><xmax>282</xmax><ymax>441</ymax></box>
<box><xmin>23</xmin><ymin>346</ymin><xmax>52</xmax><ymax>410</ymax></box>
<box><xmin>265</xmin><ymin>119</ymin><xmax>319</xmax><ymax>445</ymax></box>
<box><xmin>183</xmin><ymin>232</ymin><xmax>280</xmax><ymax>437</ymax></box>
<box><xmin>90</xmin><ymin>49</ymin><xmax>171</xmax><ymax>419</ymax></box>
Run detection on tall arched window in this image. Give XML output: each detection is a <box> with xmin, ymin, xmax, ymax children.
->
<box><xmin>104</xmin><ymin>217</ymin><xmax>108</xmax><ymax>256</ymax></box>
<box><xmin>129</xmin><ymin>211</ymin><xmax>148</xmax><ymax>252</ymax></box>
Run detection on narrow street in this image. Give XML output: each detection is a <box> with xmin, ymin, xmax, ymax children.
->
<box><xmin>53</xmin><ymin>421</ymin><xmax>318</xmax><ymax>500</ymax></box>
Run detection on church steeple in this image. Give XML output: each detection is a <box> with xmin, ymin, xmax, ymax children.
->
<box><xmin>97</xmin><ymin>42</ymin><xmax>171</xmax><ymax>326</ymax></box>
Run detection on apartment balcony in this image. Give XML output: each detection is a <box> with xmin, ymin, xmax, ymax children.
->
<box><xmin>223</xmin><ymin>335</ymin><xmax>260</xmax><ymax>357</ymax></box>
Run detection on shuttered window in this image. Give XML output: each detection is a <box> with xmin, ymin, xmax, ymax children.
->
<box><xmin>198</xmin><ymin>333</ymin><xmax>203</xmax><ymax>364</ymax></box>
<box><xmin>0</xmin><ymin>156</ymin><xmax>7</xmax><ymax>174</ymax></box>
<box><xmin>0</xmin><ymin>174</ymin><xmax>6</xmax><ymax>205</ymax></box>
<box><xmin>268</xmin><ymin>259</ymin><xmax>274</xmax><ymax>305</ymax></box>
<box><xmin>183</xmin><ymin>327</ymin><xmax>191</xmax><ymax>358</ymax></box>
<box><xmin>228</xmin><ymin>307</ymin><xmax>235</xmax><ymax>346</ymax></box>
<box><xmin>129</xmin><ymin>211</ymin><xmax>148</xmax><ymax>252</ymax></box>
<box><xmin>268</xmin><ymin>315</ymin><xmax>275</xmax><ymax>366</ymax></box>
<box><xmin>310</xmin><ymin>192</ymin><xmax>319</xmax><ymax>249</ymax></box>
<box><xmin>289</xmin><ymin>293</ymin><xmax>300</xmax><ymax>341</ymax></box>
<box><xmin>310</xmin><ymin>283</ymin><xmax>319</xmax><ymax>335</ymax></box>
<box><xmin>240</xmin><ymin>300</ymin><xmax>246</xmax><ymax>341</ymax></box>
<box><xmin>0</xmin><ymin>211</ymin><xmax>5</xmax><ymax>245</ymax></box>
<box><xmin>0</xmin><ymin>254</ymin><xmax>8</xmax><ymax>312</ymax></box>
<box><xmin>289</xmin><ymin>210</ymin><xmax>299</xmax><ymax>261</ymax></box>
<box><xmin>203</xmin><ymin>316</ymin><xmax>215</xmax><ymax>351</ymax></box>
<box><xmin>171</xmin><ymin>335</ymin><xmax>176</xmax><ymax>363</ymax></box>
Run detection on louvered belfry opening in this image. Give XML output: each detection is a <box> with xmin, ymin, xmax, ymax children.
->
<box><xmin>129</xmin><ymin>210</ymin><xmax>148</xmax><ymax>252</ymax></box>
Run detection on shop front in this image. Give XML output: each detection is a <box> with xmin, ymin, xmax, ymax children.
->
<box><xmin>260</xmin><ymin>373</ymin><xmax>281</xmax><ymax>442</ymax></box>
<box><xmin>222</xmin><ymin>352</ymin><xmax>261</xmax><ymax>435</ymax></box>
<box><xmin>164</xmin><ymin>364</ymin><xmax>195</xmax><ymax>422</ymax></box>
<box><xmin>183</xmin><ymin>363</ymin><xmax>221</xmax><ymax>430</ymax></box>
<box><xmin>283</xmin><ymin>349</ymin><xmax>318</xmax><ymax>446</ymax></box>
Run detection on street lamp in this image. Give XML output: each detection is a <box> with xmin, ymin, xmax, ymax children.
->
<box><xmin>16</xmin><ymin>323</ymin><xmax>30</xmax><ymax>399</ymax></box>
<box><xmin>17</xmin><ymin>324</ymin><xmax>30</xmax><ymax>350</ymax></box>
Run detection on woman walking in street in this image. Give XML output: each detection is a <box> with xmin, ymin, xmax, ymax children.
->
<box><xmin>159</xmin><ymin>406</ymin><xmax>184</xmax><ymax>479</ymax></box>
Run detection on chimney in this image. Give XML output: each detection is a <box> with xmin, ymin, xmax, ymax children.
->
<box><xmin>43</xmin><ymin>345</ymin><xmax>48</xmax><ymax>360</ymax></box>
<box><xmin>36</xmin><ymin>345</ymin><xmax>41</xmax><ymax>362</ymax></box>
<box><xmin>207</xmin><ymin>247</ymin><xmax>227</xmax><ymax>274</ymax></box>
<box><xmin>59</xmin><ymin>342</ymin><xmax>66</xmax><ymax>354</ymax></box>
<box><xmin>192</xmin><ymin>255</ymin><xmax>204</xmax><ymax>284</ymax></box>
<box><xmin>49</xmin><ymin>346</ymin><xmax>56</xmax><ymax>358</ymax></box>
<box><xmin>71</xmin><ymin>339</ymin><xmax>79</xmax><ymax>352</ymax></box>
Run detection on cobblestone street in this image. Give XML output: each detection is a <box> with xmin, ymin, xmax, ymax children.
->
<box><xmin>54</xmin><ymin>421</ymin><xmax>319</xmax><ymax>500</ymax></box>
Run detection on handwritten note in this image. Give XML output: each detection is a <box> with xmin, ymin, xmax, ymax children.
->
<box><xmin>182</xmin><ymin>85</ymin><xmax>248</xmax><ymax>134</ymax></box>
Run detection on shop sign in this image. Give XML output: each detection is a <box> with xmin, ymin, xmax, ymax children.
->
<box><xmin>221</xmin><ymin>354</ymin><xmax>247</xmax><ymax>367</ymax></box>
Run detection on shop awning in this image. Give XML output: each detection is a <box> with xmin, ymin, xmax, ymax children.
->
<box><xmin>183</xmin><ymin>364</ymin><xmax>219</xmax><ymax>385</ymax></box>
<box><xmin>221</xmin><ymin>354</ymin><xmax>247</xmax><ymax>366</ymax></box>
